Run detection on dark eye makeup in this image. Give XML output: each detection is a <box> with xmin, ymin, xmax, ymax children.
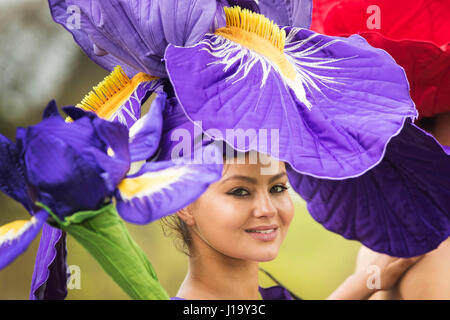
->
<box><xmin>226</xmin><ymin>184</ymin><xmax>289</xmax><ymax>198</ymax></box>
<box><xmin>226</xmin><ymin>187</ymin><xmax>251</xmax><ymax>197</ymax></box>
<box><xmin>270</xmin><ymin>184</ymin><xmax>289</xmax><ymax>194</ymax></box>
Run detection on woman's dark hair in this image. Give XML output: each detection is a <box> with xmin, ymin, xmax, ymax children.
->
<box><xmin>160</xmin><ymin>214</ymin><xmax>193</xmax><ymax>257</ymax></box>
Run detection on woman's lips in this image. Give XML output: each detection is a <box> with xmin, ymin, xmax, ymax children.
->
<box><xmin>245</xmin><ymin>227</ymin><xmax>279</xmax><ymax>242</ymax></box>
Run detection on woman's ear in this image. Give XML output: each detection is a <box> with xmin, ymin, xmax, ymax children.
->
<box><xmin>176</xmin><ymin>206</ymin><xmax>195</xmax><ymax>226</ymax></box>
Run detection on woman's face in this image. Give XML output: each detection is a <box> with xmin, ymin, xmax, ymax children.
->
<box><xmin>182</xmin><ymin>153</ymin><xmax>295</xmax><ymax>262</ymax></box>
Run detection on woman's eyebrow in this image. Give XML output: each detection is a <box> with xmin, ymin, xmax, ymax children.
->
<box><xmin>221</xmin><ymin>175</ymin><xmax>257</xmax><ymax>184</ymax></box>
<box><xmin>268</xmin><ymin>172</ymin><xmax>287</xmax><ymax>183</ymax></box>
<box><xmin>221</xmin><ymin>172</ymin><xmax>287</xmax><ymax>185</ymax></box>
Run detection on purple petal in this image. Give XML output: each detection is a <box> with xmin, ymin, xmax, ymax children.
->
<box><xmin>444</xmin><ymin>145</ymin><xmax>450</xmax><ymax>155</ymax></box>
<box><xmin>288</xmin><ymin>120</ymin><xmax>450</xmax><ymax>258</ymax></box>
<box><xmin>30</xmin><ymin>224</ymin><xmax>68</xmax><ymax>300</ymax></box>
<box><xmin>258</xmin><ymin>0</ymin><xmax>313</xmax><ymax>28</ymax></box>
<box><xmin>156</xmin><ymin>94</ymin><xmax>205</xmax><ymax>162</ymax></box>
<box><xmin>26</xmin><ymin>112</ymin><xmax>103</xmax><ymax>154</ymax></box>
<box><xmin>49</xmin><ymin>0</ymin><xmax>217</xmax><ymax>77</ymax></box>
<box><xmin>48</xmin><ymin>0</ymin><xmax>140</xmax><ymax>77</ymax></box>
<box><xmin>24</xmin><ymin>131</ymin><xmax>110</xmax><ymax>218</ymax></box>
<box><xmin>155</xmin><ymin>92</ymin><xmax>221</xmax><ymax>165</ymax></box>
<box><xmin>165</xmin><ymin>28</ymin><xmax>417</xmax><ymax>179</ymax></box>
<box><xmin>62</xmin><ymin>106</ymin><xmax>89</xmax><ymax>121</ymax></box>
<box><xmin>116</xmin><ymin>149</ymin><xmax>223</xmax><ymax>224</ymax></box>
<box><xmin>0</xmin><ymin>210</ymin><xmax>48</xmax><ymax>270</ymax></box>
<box><xmin>128</xmin><ymin>90</ymin><xmax>166</xmax><ymax>162</ymax></box>
<box><xmin>90</xmin><ymin>118</ymin><xmax>131</xmax><ymax>190</ymax></box>
<box><xmin>109</xmin><ymin>79</ymin><xmax>162</xmax><ymax>129</ymax></box>
<box><xmin>0</xmin><ymin>134</ymin><xmax>32</xmax><ymax>212</ymax></box>
<box><xmin>42</xmin><ymin>100</ymin><xmax>61</xmax><ymax>119</ymax></box>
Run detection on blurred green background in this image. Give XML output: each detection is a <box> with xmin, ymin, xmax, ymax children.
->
<box><xmin>0</xmin><ymin>0</ymin><xmax>361</xmax><ymax>300</ymax></box>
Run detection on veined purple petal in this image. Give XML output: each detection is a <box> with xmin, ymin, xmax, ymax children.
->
<box><xmin>288</xmin><ymin>120</ymin><xmax>450</xmax><ymax>258</ymax></box>
<box><xmin>128</xmin><ymin>90</ymin><xmax>166</xmax><ymax>162</ymax></box>
<box><xmin>30</xmin><ymin>224</ymin><xmax>68</xmax><ymax>300</ymax></box>
<box><xmin>116</xmin><ymin>149</ymin><xmax>223</xmax><ymax>224</ymax></box>
<box><xmin>0</xmin><ymin>134</ymin><xmax>32</xmax><ymax>212</ymax></box>
<box><xmin>155</xmin><ymin>91</ymin><xmax>221</xmax><ymax>165</ymax></box>
<box><xmin>48</xmin><ymin>0</ymin><xmax>140</xmax><ymax>77</ymax></box>
<box><xmin>258</xmin><ymin>0</ymin><xmax>313</xmax><ymax>28</ymax></box>
<box><xmin>24</xmin><ymin>131</ymin><xmax>110</xmax><ymax>218</ymax></box>
<box><xmin>109</xmin><ymin>79</ymin><xmax>163</xmax><ymax>129</ymax></box>
<box><xmin>165</xmin><ymin>28</ymin><xmax>417</xmax><ymax>179</ymax></box>
<box><xmin>49</xmin><ymin>0</ymin><xmax>217</xmax><ymax>77</ymax></box>
<box><xmin>0</xmin><ymin>210</ymin><xmax>48</xmax><ymax>270</ymax></box>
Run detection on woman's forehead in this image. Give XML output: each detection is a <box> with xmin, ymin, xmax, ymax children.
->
<box><xmin>222</xmin><ymin>153</ymin><xmax>286</xmax><ymax>180</ymax></box>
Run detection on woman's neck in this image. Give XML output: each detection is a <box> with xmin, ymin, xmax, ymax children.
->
<box><xmin>176</xmin><ymin>234</ymin><xmax>261</xmax><ymax>300</ymax></box>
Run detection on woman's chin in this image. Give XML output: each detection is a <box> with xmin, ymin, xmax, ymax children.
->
<box><xmin>248</xmin><ymin>246</ymin><xmax>281</xmax><ymax>262</ymax></box>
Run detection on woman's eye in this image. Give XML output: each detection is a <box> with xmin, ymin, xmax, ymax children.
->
<box><xmin>227</xmin><ymin>188</ymin><xmax>250</xmax><ymax>197</ymax></box>
<box><xmin>270</xmin><ymin>184</ymin><xmax>288</xmax><ymax>194</ymax></box>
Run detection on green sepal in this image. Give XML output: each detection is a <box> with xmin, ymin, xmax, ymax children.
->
<box><xmin>36</xmin><ymin>202</ymin><xmax>170</xmax><ymax>300</ymax></box>
<box><xmin>35</xmin><ymin>201</ymin><xmax>107</xmax><ymax>228</ymax></box>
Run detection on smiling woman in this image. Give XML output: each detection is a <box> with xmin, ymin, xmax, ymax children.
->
<box><xmin>165</xmin><ymin>152</ymin><xmax>295</xmax><ymax>299</ymax></box>
<box><xmin>2</xmin><ymin>0</ymin><xmax>447</xmax><ymax>300</ymax></box>
<box><xmin>159</xmin><ymin>151</ymin><xmax>423</xmax><ymax>300</ymax></box>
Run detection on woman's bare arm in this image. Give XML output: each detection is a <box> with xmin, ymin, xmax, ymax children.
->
<box><xmin>327</xmin><ymin>246</ymin><xmax>423</xmax><ymax>300</ymax></box>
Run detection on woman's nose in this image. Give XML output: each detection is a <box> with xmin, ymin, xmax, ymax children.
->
<box><xmin>253</xmin><ymin>192</ymin><xmax>277</xmax><ymax>218</ymax></box>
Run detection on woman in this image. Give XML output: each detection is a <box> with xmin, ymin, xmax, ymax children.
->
<box><xmin>12</xmin><ymin>0</ymin><xmax>447</xmax><ymax>299</ymax></box>
<box><xmin>163</xmin><ymin>151</ymin><xmax>422</xmax><ymax>300</ymax></box>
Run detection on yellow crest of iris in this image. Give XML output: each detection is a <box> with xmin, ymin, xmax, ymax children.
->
<box><xmin>215</xmin><ymin>6</ymin><xmax>296</xmax><ymax>81</ymax></box>
<box><xmin>69</xmin><ymin>66</ymin><xmax>157</xmax><ymax>122</ymax></box>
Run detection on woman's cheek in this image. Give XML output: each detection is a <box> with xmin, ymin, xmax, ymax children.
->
<box><xmin>278</xmin><ymin>196</ymin><xmax>295</xmax><ymax>229</ymax></box>
<box><xmin>201</xmin><ymin>196</ymin><xmax>249</xmax><ymax>234</ymax></box>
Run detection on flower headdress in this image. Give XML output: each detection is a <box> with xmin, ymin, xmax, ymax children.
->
<box><xmin>54</xmin><ymin>0</ymin><xmax>450</xmax><ymax>256</ymax></box>
<box><xmin>162</xmin><ymin>5</ymin><xmax>450</xmax><ymax>258</ymax></box>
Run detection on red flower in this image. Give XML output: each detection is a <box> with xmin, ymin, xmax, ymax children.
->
<box><xmin>311</xmin><ymin>0</ymin><xmax>450</xmax><ymax>117</ymax></box>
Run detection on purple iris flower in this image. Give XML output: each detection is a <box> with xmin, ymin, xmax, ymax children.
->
<box><xmin>48</xmin><ymin>0</ymin><xmax>311</xmax><ymax>77</ymax></box>
<box><xmin>1</xmin><ymin>100</ymin><xmax>128</xmax><ymax>281</ymax></box>
<box><xmin>0</xmin><ymin>98</ymin><xmax>222</xmax><ymax>296</ymax></box>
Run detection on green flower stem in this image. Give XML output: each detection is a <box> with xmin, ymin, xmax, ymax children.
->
<box><xmin>37</xmin><ymin>202</ymin><xmax>170</xmax><ymax>300</ymax></box>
